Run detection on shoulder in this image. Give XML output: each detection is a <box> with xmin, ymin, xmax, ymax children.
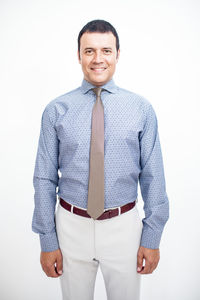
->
<box><xmin>117</xmin><ymin>86</ymin><xmax>155</xmax><ymax>111</ymax></box>
<box><xmin>45</xmin><ymin>86</ymin><xmax>81</xmax><ymax>109</ymax></box>
<box><xmin>42</xmin><ymin>86</ymin><xmax>81</xmax><ymax>122</ymax></box>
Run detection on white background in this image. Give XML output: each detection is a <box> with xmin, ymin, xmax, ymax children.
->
<box><xmin>1</xmin><ymin>0</ymin><xmax>200</xmax><ymax>299</ymax></box>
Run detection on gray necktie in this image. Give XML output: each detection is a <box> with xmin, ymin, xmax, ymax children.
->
<box><xmin>87</xmin><ymin>87</ymin><xmax>105</xmax><ymax>219</ymax></box>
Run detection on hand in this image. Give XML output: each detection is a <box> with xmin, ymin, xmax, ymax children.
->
<box><xmin>137</xmin><ymin>246</ymin><xmax>160</xmax><ymax>274</ymax></box>
<box><xmin>40</xmin><ymin>248</ymin><xmax>63</xmax><ymax>278</ymax></box>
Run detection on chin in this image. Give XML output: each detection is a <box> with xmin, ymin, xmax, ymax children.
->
<box><xmin>91</xmin><ymin>77</ymin><xmax>108</xmax><ymax>86</ymax></box>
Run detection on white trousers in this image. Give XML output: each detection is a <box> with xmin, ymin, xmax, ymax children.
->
<box><xmin>55</xmin><ymin>202</ymin><xmax>143</xmax><ymax>300</ymax></box>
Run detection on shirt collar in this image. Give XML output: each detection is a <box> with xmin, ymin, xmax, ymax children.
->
<box><xmin>80</xmin><ymin>78</ymin><xmax>118</xmax><ymax>94</ymax></box>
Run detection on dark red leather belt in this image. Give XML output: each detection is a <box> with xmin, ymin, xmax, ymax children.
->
<box><xmin>59</xmin><ymin>197</ymin><xmax>136</xmax><ymax>220</ymax></box>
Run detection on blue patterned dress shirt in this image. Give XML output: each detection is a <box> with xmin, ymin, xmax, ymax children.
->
<box><xmin>32</xmin><ymin>78</ymin><xmax>169</xmax><ymax>252</ymax></box>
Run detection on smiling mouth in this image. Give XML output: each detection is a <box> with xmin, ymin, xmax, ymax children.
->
<box><xmin>90</xmin><ymin>67</ymin><xmax>107</xmax><ymax>72</ymax></box>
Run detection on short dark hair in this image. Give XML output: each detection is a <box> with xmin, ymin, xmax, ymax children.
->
<box><xmin>78</xmin><ymin>19</ymin><xmax>120</xmax><ymax>53</ymax></box>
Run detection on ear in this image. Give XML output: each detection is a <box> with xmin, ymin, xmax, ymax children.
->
<box><xmin>78</xmin><ymin>50</ymin><xmax>81</xmax><ymax>64</ymax></box>
<box><xmin>116</xmin><ymin>49</ymin><xmax>120</xmax><ymax>62</ymax></box>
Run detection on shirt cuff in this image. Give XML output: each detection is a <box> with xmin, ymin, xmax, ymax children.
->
<box><xmin>39</xmin><ymin>231</ymin><xmax>60</xmax><ymax>252</ymax></box>
<box><xmin>140</xmin><ymin>226</ymin><xmax>163</xmax><ymax>249</ymax></box>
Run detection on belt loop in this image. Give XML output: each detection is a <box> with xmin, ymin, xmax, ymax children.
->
<box><xmin>118</xmin><ymin>207</ymin><xmax>121</xmax><ymax>215</ymax></box>
<box><xmin>71</xmin><ymin>204</ymin><xmax>74</xmax><ymax>213</ymax></box>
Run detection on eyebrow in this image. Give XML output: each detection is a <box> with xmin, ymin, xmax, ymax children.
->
<box><xmin>84</xmin><ymin>47</ymin><xmax>112</xmax><ymax>50</ymax></box>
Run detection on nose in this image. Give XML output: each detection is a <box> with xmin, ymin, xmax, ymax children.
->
<box><xmin>93</xmin><ymin>51</ymin><xmax>103</xmax><ymax>63</ymax></box>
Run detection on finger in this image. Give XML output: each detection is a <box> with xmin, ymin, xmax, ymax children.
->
<box><xmin>141</xmin><ymin>261</ymin><xmax>157</xmax><ymax>274</ymax></box>
<box><xmin>148</xmin><ymin>258</ymin><xmax>159</xmax><ymax>273</ymax></box>
<box><xmin>139</xmin><ymin>260</ymin><xmax>151</xmax><ymax>274</ymax></box>
<box><xmin>55</xmin><ymin>256</ymin><xmax>63</xmax><ymax>275</ymax></box>
<box><xmin>137</xmin><ymin>252</ymin><xmax>144</xmax><ymax>272</ymax></box>
<box><xmin>44</xmin><ymin>264</ymin><xmax>60</xmax><ymax>278</ymax></box>
<box><xmin>150</xmin><ymin>262</ymin><xmax>158</xmax><ymax>273</ymax></box>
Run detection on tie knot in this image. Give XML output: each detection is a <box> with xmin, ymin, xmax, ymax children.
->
<box><xmin>92</xmin><ymin>87</ymin><xmax>102</xmax><ymax>98</ymax></box>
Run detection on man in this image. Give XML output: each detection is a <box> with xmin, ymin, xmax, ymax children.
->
<box><xmin>32</xmin><ymin>19</ymin><xmax>169</xmax><ymax>300</ymax></box>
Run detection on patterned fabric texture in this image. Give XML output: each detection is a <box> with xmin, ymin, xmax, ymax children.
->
<box><xmin>32</xmin><ymin>78</ymin><xmax>169</xmax><ymax>252</ymax></box>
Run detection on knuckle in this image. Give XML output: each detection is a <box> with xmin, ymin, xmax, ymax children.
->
<box><xmin>46</xmin><ymin>271</ymin><xmax>54</xmax><ymax>277</ymax></box>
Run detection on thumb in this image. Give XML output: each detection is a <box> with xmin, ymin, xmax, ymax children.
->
<box><xmin>56</xmin><ymin>251</ymin><xmax>63</xmax><ymax>275</ymax></box>
<box><xmin>137</xmin><ymin>249</ymin><xmax>144</xmax><ymax>272</ymax></box>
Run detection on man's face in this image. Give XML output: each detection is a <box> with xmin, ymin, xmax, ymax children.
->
<box><xmin>78</xmin><ymin>32</ymin><xmax>120</xmax><ymax>86</ymax></box>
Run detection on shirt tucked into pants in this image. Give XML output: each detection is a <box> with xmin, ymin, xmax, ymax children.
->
<box><xmin>32</xmin><ymin>78</ymin><xmax>169</xmax><ymax>300</ymax></box>
<box><xmin>55</xmin><ymin>200</ymin><xmax>143</xmax><ymax>300</ymax></box>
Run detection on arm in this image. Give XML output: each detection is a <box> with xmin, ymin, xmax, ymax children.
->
<box><xmin>32</xmin><ymin>104</ymin><xmax>59</xmax><ymax>252</ymax></box>
<box><xmin>32</xmin><ymin>105</ymin><xmax>63</xmax><ymax>277</ymax></box>
<box><xmin>137</xmin><ymin>103</ymin><xmax>169</xmax><ymax>273</ymax></box>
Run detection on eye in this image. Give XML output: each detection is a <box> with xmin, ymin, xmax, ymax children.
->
<box><xmin>85</xmin><ymin>49</ymin><xmax>93</xmax><ymax>55</ymax></box>
<box><xmin>104</xmin><ymin>49</ymin><xmax>112</xmax><ymax>54</ymax></box>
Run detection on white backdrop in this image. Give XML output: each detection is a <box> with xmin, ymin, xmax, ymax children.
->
<box><xmin>1</xmin><ymin>0</ymin><xmax>200</xmax><ymax>299</ymax></box>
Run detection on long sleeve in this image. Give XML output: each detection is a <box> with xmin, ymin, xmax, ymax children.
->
<box><xmin>32</xmin><ymin>105</ymin><xmax>60</xmax><ymax>252</ymax></box>
<box><xmin>139</xmin><ymin>103</ymin><xmax>169</xmax><ymax>249</ymax></box>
